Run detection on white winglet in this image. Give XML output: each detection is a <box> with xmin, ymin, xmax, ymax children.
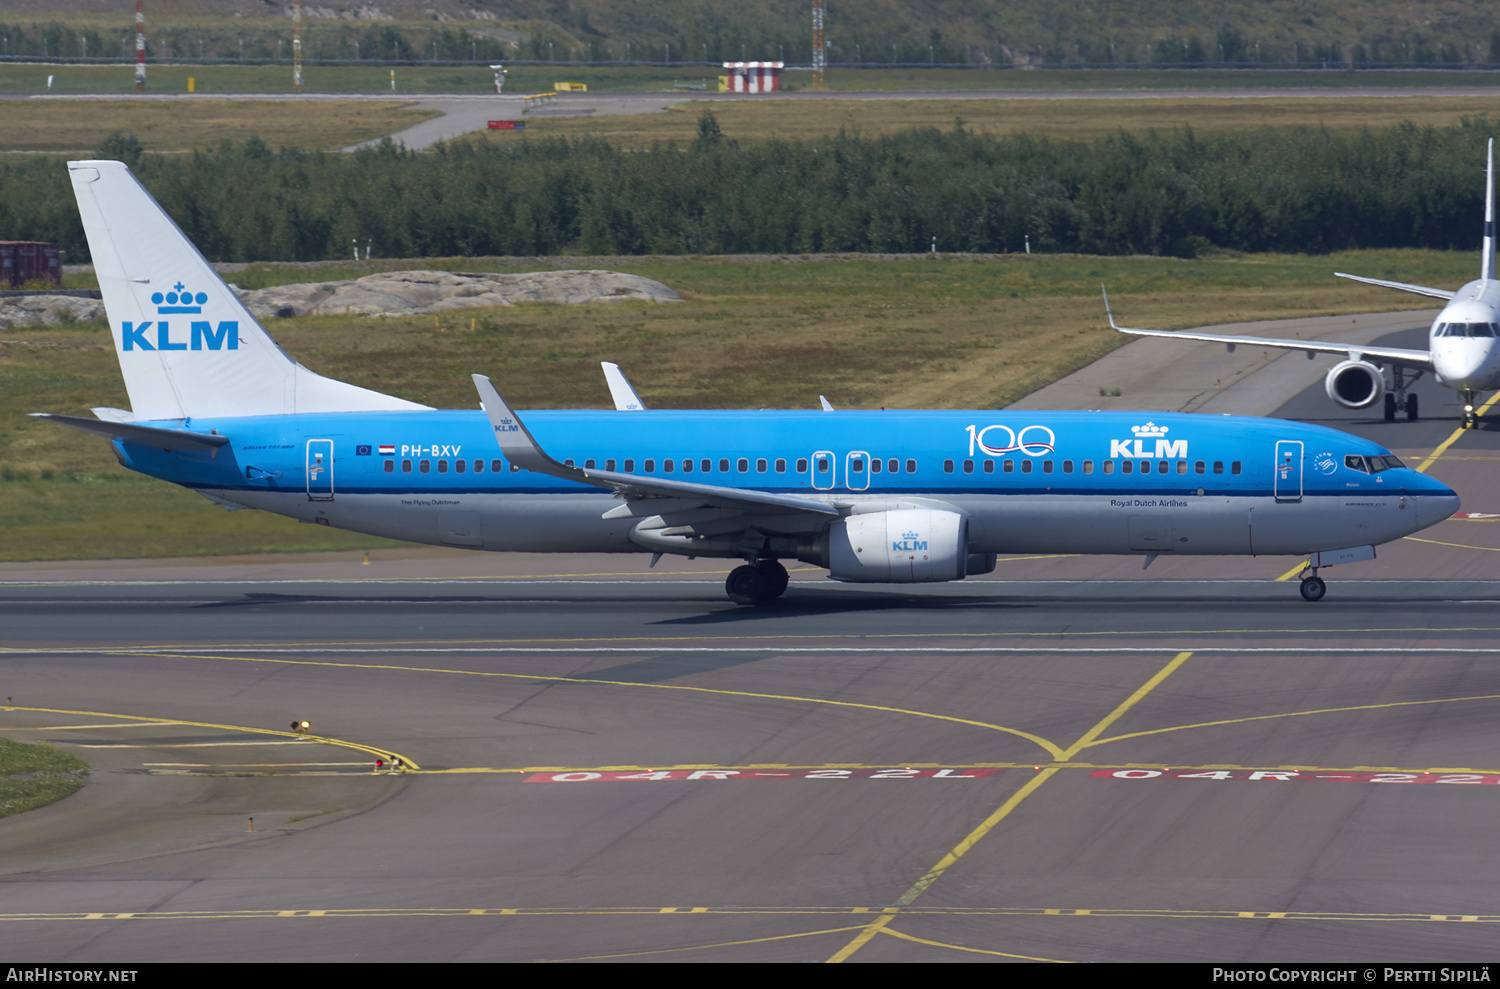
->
<box><xmin>819</xmin><ymin>395</ymin><xmax>835</xmax><ymax>411</ymax></box>
<box><xmin>601</xmin><ymin>362</ymin><xmax>648</xmax><ymax>411</ymax></box>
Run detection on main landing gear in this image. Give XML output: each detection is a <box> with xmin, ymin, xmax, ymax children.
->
<box><xmin>1383</xmin><ymin>392</ymin><xmax>1419</xmax><ymax>422</ymax></box>
<box><xmin>725</xmin><ymin>558</ymin><xmax>790</xmax><ymax>606</ymax></box>
<box><xmin>1297</xmin><ymin>566</ymin><xmax>1327</xmax><ymax>602</ymax></box>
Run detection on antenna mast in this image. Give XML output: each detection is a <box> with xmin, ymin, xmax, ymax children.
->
<box><xmin>293</xmin><ymin>0</ymin><xmax>304</xmax><ymax>92</ymax></box>
<box><xmin>811</xmin><ymin>0</ymin><xmax>825</xmax><ymax>91</ymax></box>
<box><xmin>134</xmin><ymin>0</ymin><xmax>145</xmax><ymax>92</ymax></box>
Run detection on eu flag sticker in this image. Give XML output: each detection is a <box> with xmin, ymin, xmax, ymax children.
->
<box><xmin>355</xmin><ymin>445</ymin><xmax>372</xmax><ymax>456</ymax></box>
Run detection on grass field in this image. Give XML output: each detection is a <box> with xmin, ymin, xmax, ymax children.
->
<box><xmin>1</xmin><ymin>250</ymin><xmax>1469</xmax><ymax>562</ymax></box>
<box><xmin>0</xmin><ymin>98</ymin><xmax>439</xmax><ymax>154</ymax></box>
<box><xmin>510</xmin><ymin>94</ymin><xmax>1500</xmax><ymax>146</ymax></box>
<box><xmin>0</xmin><ymin>737</ymin><xmax>87</xmax><ymax>818</ymax></box>
<box><xmin>8</xmin><ymin>91</ymin><xmax>1500</xmax><ymax>156</ymax></box>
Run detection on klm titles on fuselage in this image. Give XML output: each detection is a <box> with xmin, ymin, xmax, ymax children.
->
<box><xmin>121</xmin><ymin>282</ymin><xmax>238</xmax><ymax>352</ymax></box>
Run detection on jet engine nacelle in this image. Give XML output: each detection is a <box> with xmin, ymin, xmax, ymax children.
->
<box><xmin>818</xmin><ymin>508</ymin><xmax>969</xmax><ymax>583</ymax></box>
<box><xmin>1324</xmin><ymin>359</ymin><xmax>1386</xmax><ymax>409</ymax></box>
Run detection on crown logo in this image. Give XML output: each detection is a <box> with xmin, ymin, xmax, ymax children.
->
<box><xmin>901</xmin><ymin>530</ymin><xmax>920</xmax><ymax>539</ymax></box>
<box><xmin>151</xmin><ymin>281</ymin><xmax>206</xmax><ymax>314</ymax></box>
<box><xmin>1131</xmin><ymin>422</ymin><xmax>1168</xmax><ymax>437</ymax></box>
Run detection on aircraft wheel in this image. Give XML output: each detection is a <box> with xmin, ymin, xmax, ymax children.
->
<box><xmin>1406</xmin><ymin>394</ymin><xmax>1419</xmax><ymax>421</ymax></box>
<box><xmin>755</xmin><ymin>559</ymin><xmax>789</xmax><ymax>600</ymax></box>
<box><xmin>726</xmin><ymin>565</ymin><xmax>773</xmax><ymax>606</ymax></box>
<box><xmin>1300</xmin><ymin>576</ymin><xmax>1327</xmax><ymax>602</ymax></box>
<box><xmin>1384</xmin><ymin>394</ymin><xmax>1397</xmax><ymax>421</ymax></box>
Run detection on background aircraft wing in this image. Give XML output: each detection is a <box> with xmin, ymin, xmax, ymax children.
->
<box><xmin>473</xmin><ymin>374</ymin><xmax>839</xmax><ymax>521</ymax></box>
<box><xmin>1102</xmin><ymin>290</ymin><xmax>1434</xmax><ymax>372</ymax></box>
<box><xmin>1334</xmin><ymin>272</ymin><xmax>1455</xmax><ymax>300</ymax></box>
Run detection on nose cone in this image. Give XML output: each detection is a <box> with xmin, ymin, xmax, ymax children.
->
<box><xmin>1433</xmin><ymin>343</ymin><xmax>1498</xmax><ymax>390</ymax></box>
<box><xmin>1410</xmin><ymin>486</ymin><xmax>1461</xmax><ymax>531</ymax></box>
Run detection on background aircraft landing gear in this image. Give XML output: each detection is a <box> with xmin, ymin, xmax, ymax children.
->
<box><xmin>1384</xmin><ymin>394</ymin><xmax>1397</xmax><ymax>421</ymax></box>
<box><xmin>1299</xmin><ymin>573</ymin><xmax>1327</xmax><ymax>602</ymax></box>
<box><xmin>725</xmin><ymin>559</ymin><xmax>789</xmax><ymax>606</ymax></box>
<box><xmin>1406</xmin><ymin>393</ymin><xmax>1419</xmax><ymax>421</ymax></box>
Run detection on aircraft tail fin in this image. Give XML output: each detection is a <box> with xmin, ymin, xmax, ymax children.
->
<box><xmin>1484</xmin><ymin>138</ymin><xmax>1496</xmax><ymax>282</ymax></box>
<box><xmin>68</xmin><ymin>160</ymin><xmax>428</xmax><ymax>421</ymax></box>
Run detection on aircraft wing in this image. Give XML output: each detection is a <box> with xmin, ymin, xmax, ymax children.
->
<box><xmin>1103</xmin><ymin>290</ymin><xmax>1434</xmax><ymax>371</ymax></box>
<box><xmin>472</xmin><ymin>374</ymin><xmax>839</xmax><ymax>520</ymax></box>
<box><xmin>1334</xmin><ymin>272</ymin><xmax>1455</xmax><ymax>301</ymax></box>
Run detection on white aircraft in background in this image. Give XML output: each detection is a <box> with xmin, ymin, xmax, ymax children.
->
<box><xmin>1109</xmin><ymin>139</ymin><xmax>1500</xmax><ymax>430</ymax></box>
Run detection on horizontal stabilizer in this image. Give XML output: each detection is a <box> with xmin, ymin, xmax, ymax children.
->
<box><xmin>30</xmin><ymin>412</ymin><xmax>230</xmax><ymax>451</ymax></box>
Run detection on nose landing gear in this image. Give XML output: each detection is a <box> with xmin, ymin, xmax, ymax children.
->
<box><xmin>1299</xmin><ymin>572</ymin><xmax>1327</xmax><ymax>602</ymax></box>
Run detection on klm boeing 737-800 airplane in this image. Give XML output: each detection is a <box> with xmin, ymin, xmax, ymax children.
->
<box><xmin>32</xmin><ymin>160</ymin><xmax>1460</xmax><ymax>605</ymax></box>
<box><xmin>1111</xmin><ymin>139</ymin><xmax>1500</xmax><ymax>429</ymax></box>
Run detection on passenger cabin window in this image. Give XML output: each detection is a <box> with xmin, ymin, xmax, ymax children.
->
<box><xmin>605</xmin><ymin>459</ymin><xmax>616</xmax><ymax>472</ymax></box>
<box><xmin>889</xmin><ymin>459</ymin><xmax>899</xmax><ymax>473</ymax></box>
<box><xmin>1231</xmin><ymin>461</ymin><xmax>1242</xmax><ymax>475</ymax></box>
<box><xmin>584</xmin><ymin>459</ymin><xmax>595</xmax><ymax>470</ymax></box>
<box><xmin>384</xmin><ymin>460</ymin><xmax>394</xmax><ymax>473</ymax></box>
<box><xmin>702</xmin><ymin>459</ymin><xmax>712</xmax><ymax>473</ymax></box>
<box><xmin>474</xmin><ymin>459</ymin><xmax>484</xmax><ymax>473</ymax></box>
<box><xmin>1042</xmin><ymin>460</ymin><xmax>1054</xmax><ymax>474</ymax></box>
<box><xmin>871</xmin><ymin>459</ymin><xmax>883</xmax><ymax>473</ymax></box>
<box><xmin>1003</xmin><ymin>460</ymin><xmax>1014</xmax><ymax>473</ymax></box>
<box><xmin>1083</xmin><ymin>460</ymin><xmax>1093</xmax><ymax>474</ymax></box>
<box><xmin>682</xmin><ymin>459</ymin><xmax>693</xmax><ymax>473</ymax></box>
<box><xmin>906</xmin><ymin>459</ymin><xmax>917</xmax><ymax>473</ymax></box>
<box><xmin>403</xmin><ymin>459</ymin><xmax>412</xmax><ymax>473</ymax></box>
<box><xmin>962</xmin><ymin>460</ymin><xmax>973</xmax><ymax>474</ymax></box>
<box><xmin>757</xmin><ymin>459</ymin><xmax>768</xmax><ymax>472</ymax></box>
<box><xmin>437</xmin><ymin>460</ymin><xmax>448</xmax><ymax>473</ymax></box>
<box><xmin>624</xmin><ymin>459</ymin><xmax>635</xmax><ymax>472</ymax></box>
<box><xmin>419</xmin><ymin>460</ymin><xmax>430</xmax><ymax>473</ymax></box>
<box><xmin>664</xmin><ymin>460</ymin><xmax>674</xmax><ymax>473</ymax></box>
<box><xmin>645</xmin><ymin>459</ymin><xmax>656</xmax><ymax>473</ymax></box>
<box><xmin>1121</xmin><ymin>461</ymin><xmax>1133</xmax><ymax>475</ymax></box>
<box><xmin>944</xmin><ymin>460</ymin><xmax>955</xmax><ymax>473</ymax></box>
<box><xmin>796</xmin><ymin>459</ymin><xmax>808</xmax><ymax>473</ymax></box>
<box><xmin>738</xmin><ymin>458</ymin><xmax>748</xmax><ymax>473</ymax></box>
<box><xmin>1021</xmin><ymin>460</ymin><xmax>1033</xmax><ymax>474</ymax></box>
<box><xmin>1102</xmin><ymin>460</ymin><xmax>1114</xmax><ymax>475</ymax></box>
<box><xmin>983</xmin><ymin>460</ymin><xmax>994</xmax><ymax>473</ymax></box>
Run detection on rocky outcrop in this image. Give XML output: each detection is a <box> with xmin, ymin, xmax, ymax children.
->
<box><xmin>0</xmin><ymin>294</ymin><xmax>105</xmax><ymax>329</ymax></box>
<box><xmin>235</xmin><ymin>269</ymin><xmax>682</xmax><ymax>319</ymax></box>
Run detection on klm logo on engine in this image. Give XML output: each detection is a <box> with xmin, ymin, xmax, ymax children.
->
<box><xmin>892</xmin><ymin>529</ymin><xmax>927</xmax><ymax>552</ymax></box>
<box><xmin>1110</xmin><ymin>422</ymin><xmax>1187</xmax><ymax>459</ymax></box>
<box><xmin>121</xmin><ymin>280</ymin><xmax>237</xmax><ymax>352</ymax></box>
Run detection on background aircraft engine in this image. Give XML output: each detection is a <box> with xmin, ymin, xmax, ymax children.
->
<box><xmin>1324</xmin><ymin>359</ymin><xmax>1386</xmax><ymax>409</ymax></box>
<box><xmin>819</xmin><ymin>509</ymin><xmax>969</xmax><ymax>583</ymax></box>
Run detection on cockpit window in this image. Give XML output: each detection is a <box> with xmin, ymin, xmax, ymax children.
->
<box><xmin>1436</xmin><ymin>322</ymin><xmax>1499</xmax><ymax>338</ymax></box>
<box><xmin>1346</xmin><ymin>453</ymin><xmax>1403</xmax><ymax>473</ymax></box>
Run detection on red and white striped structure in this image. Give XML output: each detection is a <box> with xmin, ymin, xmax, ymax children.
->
<box><xmin>722</xmin><ymin>62</ymin><xmax>783</xmax><ymax>93</ymax></box>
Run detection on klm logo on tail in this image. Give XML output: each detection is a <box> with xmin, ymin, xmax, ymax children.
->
<box><xmin>121</xmin><ymin>280</ymin><xmax>238</xmax><ymax>352</ymax></box>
